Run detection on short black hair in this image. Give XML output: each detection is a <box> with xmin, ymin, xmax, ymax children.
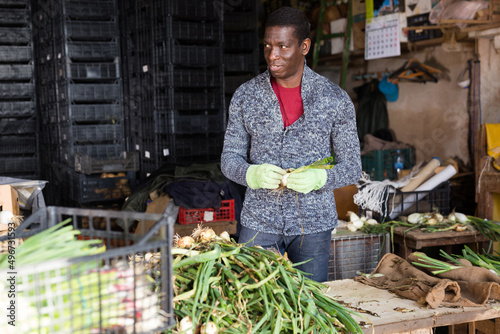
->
<box><xmin>265</xmin><ymin>6</ymin><xmax>311</xmax><ymax>44</ymax></box>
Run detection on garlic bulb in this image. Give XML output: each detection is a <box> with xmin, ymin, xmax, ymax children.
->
<box><xmin>426</xmin><ymin>218</ymin><xmax>437</xmax><ymax>226</ymax></box>
<box><xmin>179</xmin><ymin>316</ymin><xmax>194</xmax><ymax>334</ymax></box>
<box><xmin>177</xmin><ymin>236</ymin><xmax>195</xmax><ymax>249</ymax></box>
<box><xmin>347</xmin><ymin>223</ymin><xmax>358</xmax><ymax>232</ymax></box>
<box><xmin>448</xmin><ymin>211</ymin><xmax>469</xmax><ymax>224</ymax></box>
<box><xmin>346</xmin><ymin>211</ymin><xmax>360</xmax><ymax>222</ymax></box>
<box><xmin>434</xmin><ymin>213</ymin><xmax>444</xmax><ymax>222</ymax></box>
<box><xmin>407</xmin><ymin>213</ymin><xmax>423</xmax><ymax>224</ymax></box>
<box><xmin>365</xmin><ymin>218</ymin><xmax>378</xmax><ymax>225</ymax></box>
<box><xmin>352</xmin><ymin>219</ymin><xmax>364</xmax><ymax>229</ymax></box>
<box><xmin>0</xmin><ymin>210</ymin><xmax>14</xmax><ymax>225</ymax></box>
<box><xmin>219</xmin><ymin>231</ymin><xmax>231</xmax><ymax>242</ymax></box>
<box><xmin>201</xmin><ymin>321</ymin><xmax>218</xmax><ymax>334</ymax></box>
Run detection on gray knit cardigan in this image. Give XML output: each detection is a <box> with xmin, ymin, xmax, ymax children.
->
<box><xmin>221</xmin><ymin>64</ymin><xmax>361</xmax><ymax>236</ymax></box>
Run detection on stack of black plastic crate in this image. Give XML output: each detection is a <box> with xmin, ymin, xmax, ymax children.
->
<box><xmin>33</xmin><ymin>0</ymin><xmax>137</xmax><ymax>206</ymax></box>
<box><xmin>223</xmin><ymin>0</ymin><xmax>260</xmax><ymax>113</ymax></box>
<box><xmin>121</xmin><ymin>0</ymin><xmax>226</xmax><ymax>181</ymax></box>
<box><xmin>0</xmin><ymin>0</ymin><xmax>38</xmax><ymax>179</ymax></box>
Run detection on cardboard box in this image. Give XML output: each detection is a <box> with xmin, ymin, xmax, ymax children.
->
<box><xmin>0</xmin><ymin>185</ymin><xmax>20</xmax><ymax>216</ymax></box>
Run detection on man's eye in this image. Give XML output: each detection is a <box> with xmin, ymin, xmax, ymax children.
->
<box><xmin>280</xmin><ymin>45</ymin><xmax>287</xmax><ymax>49</ymax></box>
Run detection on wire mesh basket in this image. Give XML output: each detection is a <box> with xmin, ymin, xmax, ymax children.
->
<box><xmin>0</xmin><ymin>205</ymin><xmax>177</xmax><ymax>333</ymax></box>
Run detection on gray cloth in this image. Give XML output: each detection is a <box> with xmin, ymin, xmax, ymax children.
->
<box><xmin>221</xmin><ymin>64</ymin><xmax>361</xmax><ymax>236</ymax></box>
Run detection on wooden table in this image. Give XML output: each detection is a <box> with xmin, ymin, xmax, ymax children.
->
<box><xmin>324</xmin><ymin>279</ymin><xmax>500</xmax><ymax>334</ymax></box>
<box><xmin>391</xmin><ymin>226</ymin><xmax>491</xmax><ymax>259</ymax></box>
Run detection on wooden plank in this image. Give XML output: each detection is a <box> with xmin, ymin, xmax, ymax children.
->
<box><xmin>323</xmin><ymin>279</ymin><xmax>500</xmax><ymax>334</ymax></box>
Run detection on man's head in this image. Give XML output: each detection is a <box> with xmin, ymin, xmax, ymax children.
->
<box><xmin>265</xmin><ymin>6</ymin><xmax>311</xmax><ymax>44</ymax></box>
<box><xmin>263</xmin><ymin>7</ymin><xmax>311</xmax><ymax>87</ymax></box>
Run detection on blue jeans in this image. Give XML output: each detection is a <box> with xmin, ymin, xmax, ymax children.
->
<box><xmin>238</xmin><ymin>226</ymin><xmax>332</xmax><ymax>282</ymax></box>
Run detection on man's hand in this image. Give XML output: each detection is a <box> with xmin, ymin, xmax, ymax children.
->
<box><xmin>286</xmin><ymin>169</ymin><xmax>327</xmax><ymax>194</ymax></box>
<box><xmin>246</xmin><ymin>164</ymin><xmax>286</xmax><ymax>189</ymax></box>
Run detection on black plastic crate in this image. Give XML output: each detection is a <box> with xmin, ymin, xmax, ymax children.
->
<box><xmin>64</xmin><ymin>40</ymin><xmax>119</xmax><ymax>61</ymax></box>
<box><xmin>170</xmin><ymin>68</ymin><xmax>223</xmax><ymax>88</ymax></box>
<box><xmin>0</xmin><ymin>205</ymin><xmax>175</xmax><ymax>332</ymax></box>
<box><xmin>224</xmin><ymin>11</ymin><xmax>257</xmax><ymax>32</ymax></box>
<box><xmin>0</xmin><ymin>82</ymin><xmax>33</xmax><ymax>99</ymax></box>
<box><xmin>59</xmin><ymin>102</ymin><xmax>122</xmax><ymax>123</ymax></box>
<box><xmin>0</xmin><ymin>45</ymin><xmax>32</xmax><ymax>62</ymax></box>
<box><xmin>0</xmin><ymin>0</ymin><xmax>29</xmax><ymax>6</ymax></box>
<box><xmin>171</xmin><ymin>45</ymin><xmax>222</xmax><ymax>66</ymax></box>
<box><xmin>169</xmin><ymin>0</ymin><xmax>217</xmax><ymax>19</ymax></box>
<box><xmin>0</xmin><ymin>27</ymin><xmax>31</xmax><ymax>44</ymax></box>
<box><xmin>361</xmin><ymin>181</ymin><xmax>451</xmax><ymax>221</ymax></box>
<box><xmin>224</xmin><ymin>75</ymin><xmax>252</xmax><ymax>93</ymax></box>
<box><xmin>39</xmin><ymin>104</ymin><xmax>59</xmax><ymax>124</ymax></box>
<box><xmin>67</xmin><ymin>169</ymin><xmax>135</xmax><ymax>203</ymax></box>
<box><xmin>169</xmin><ymin>20</ymin><xmax>221</xmax><ymax>42</ymax></box>
<box><xmin>407</xmin><ymin>13</ymin><xmax>443</xmax><ymax>42</ymax></box>
<box><xmin>60</xmin><ymin>123</ymin><xmax>123</xmax><ymax>144</ymax></box>
<box><xmin>0</xmin><ymin>100</ymin><xmax>34</xmax><ymax>117</ymax></box>
<box><xmin>65</xmin><ymin>143</ymin><xmax>126</xmax><ymax>160</ymax></box>
<box><xmin>0</xmin><ymin>116</ymin><xmax>36</xmax><ymax>134</ymax></box>
<box><xmin>63</xmin><ymin>0</ymin><xmax>116</xmax><ymax>20</ymax></box>
<box><xmin>0</xmin><ymin>64</ymin><xmax>33</xmax><ymax>80</ymax></box>
<box><xmin>0</xmin><ymin>155</ymin><xmax>37</xmax><ymax>174</ymax></box>
<box><xmin>0</xmin><ymin>8</ymin><xmax>30</xmax><ymax>24</ymax></box>
<box><xmin>40</xmin><ymin>123</ymin><xmax>61</xmax><ymax>145</ymax></box>
<box><xmin>62</xmin><ymin>20</ymin><xmax>118</xmax><ymax>41</ymax></box>
<box><xmin>0</xmin><ymin>135</ymin><xmax>36</xmax><ymax>154</ymax></box>
<box><xmin>224</xmin><ymin>53</ymin><xmax>259</xmax><ymax>72</ymax></box>
<box><xmin>38</xmin><ymin>81</ymin><xmax>58</xmax><ymax>106</ymax></box>
<box><xmin>154</xmin><ymin>109</ymin><xmax>225</xmax><ymax>135</ymax></box>
<box><xmin>224</xmin><ymin>31</ymin><xmax>258</xmax><ymax>51</ymax></box>
<box><xmin>156</xmin><ymin>133</ymin><xmax>224</xmax><ymax>160</ymax></box>
<box><xmin>75</xmin><ymin>151</ymin><xmax>139</xmax><ymax>174</ymax></box>
<box><xmin>63</xmin><ymin>62</ymin><xmax>120</xmax><ymax>81</ymax></box>
<box><xmin>64</xmin><ymin>83</ymin><xmax>121</xmax><ymax>103</ymax></box>
<box><xmin>155</xmin><ymin>89</ymin><xmax>223</xmax><ymax>110</ymax></box>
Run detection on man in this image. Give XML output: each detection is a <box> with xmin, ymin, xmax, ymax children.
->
<box><xmin>221</xmin><ymin>6</ymin><xmax>361</xmax><ymax>282</ymax></box>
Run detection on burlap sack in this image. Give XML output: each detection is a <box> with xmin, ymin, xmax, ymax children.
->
<box><xmin>354</xmin><ymin>253</ymin><xmax>500</xmax><ymax>308</ymax></box>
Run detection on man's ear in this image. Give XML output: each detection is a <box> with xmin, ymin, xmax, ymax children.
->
<box><xmin>302</xmin><ymin>38</ymin><xmax>311</xmax><ymax>56</ymax></box>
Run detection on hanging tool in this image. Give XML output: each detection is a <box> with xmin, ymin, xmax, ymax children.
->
<box><xmin>388</xmin><ymin>58</ymin><xmax>442</xmax><ymax>83</ymax></box>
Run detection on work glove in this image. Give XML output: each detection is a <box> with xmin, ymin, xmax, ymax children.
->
<box><xmin>246</xmin><ymin>163</ymin><xmax>286</xmax><ymax>189</ymax></box>
<box><xmin>286</xmin><ymin>169</ymin><xmax>327</xmax><ymax>194</ymax></box>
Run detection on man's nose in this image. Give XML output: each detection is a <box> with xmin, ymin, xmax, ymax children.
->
<box><xmin>269</xmin><ymin>47</ymin><xmax>280</xmax><ymax>60</ymax></box>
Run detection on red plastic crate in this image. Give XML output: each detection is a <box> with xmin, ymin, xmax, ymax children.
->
<box><xmin>178</xmin><ymin>199</ymin><xmax>235</xmax><ymax>225</ymax></box>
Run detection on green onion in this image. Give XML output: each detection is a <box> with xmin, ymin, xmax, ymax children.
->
<box><xmin>411</xmin><ymin>252</ymin><xmax>465</xmax><ymax>275</ymax></box>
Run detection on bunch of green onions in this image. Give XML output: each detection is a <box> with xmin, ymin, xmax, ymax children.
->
<box><xmin>169</xmin><ymin>228</ymin><xmax>362</xmax><ymax>334</ymax></box>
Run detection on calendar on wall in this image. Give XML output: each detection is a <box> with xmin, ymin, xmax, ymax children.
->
<box><xmin>365</xmin><ymin>13</ymin><xmax>401</xmax><ymax>60</ymax></box>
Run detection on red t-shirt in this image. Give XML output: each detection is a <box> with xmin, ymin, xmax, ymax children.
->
<box><xmin>271</xmin><ymin>77</ymin><xmax>304</xmax><ymax>128</ymax></box>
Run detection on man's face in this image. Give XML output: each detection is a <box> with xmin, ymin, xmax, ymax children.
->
<box><xmin>263</xmin><ymin>26</ymin><xmax>311</xmax><ymax>87</ymax></box>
